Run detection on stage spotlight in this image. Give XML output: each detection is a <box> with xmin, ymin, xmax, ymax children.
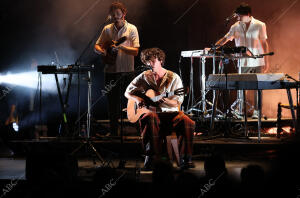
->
<box><xmin>0</xmin><ymin>71</ymin><xmax>62</xmax><ymax>92</ymax></box>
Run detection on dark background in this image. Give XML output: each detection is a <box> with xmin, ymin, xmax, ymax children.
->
<box><xmin>0</xmin><ymin>0</ymin><xmax>299</xmax><ymax>125</ymax></box>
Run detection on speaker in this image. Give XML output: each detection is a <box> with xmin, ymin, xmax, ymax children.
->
<box><xmin>26</xmin><ymin>151</ymin><xmax>78</xmax><ymax>184</ymax></box>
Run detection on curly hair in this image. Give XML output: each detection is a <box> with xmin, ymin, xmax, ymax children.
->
<box><xmin>140</xmin><ymin>48</ymin><xmax>166</xmax><ymax>66</ymax></box>
<box><xmin>109</xmin><ymin>2</ymin><xmax>127</xmax><ymax>14</ymax></box>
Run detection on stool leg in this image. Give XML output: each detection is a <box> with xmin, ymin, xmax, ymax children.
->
<box><xmin>171</xmin><ymin>138</ymin><xmax>180</xmax><ymax>166</ymax></box>
<box><xmin>166</xmin><ymin>136</ymin><xmax>173</xmax><ymax>162</ymax></box>
<box><xmin>166</xmin><ymin>135</ymin><xmax>180</xmax><ymax>166</ymax></box>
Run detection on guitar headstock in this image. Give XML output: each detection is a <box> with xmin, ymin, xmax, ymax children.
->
<box><xmin>114</xmin><ymin>36</ymin><xmax>127</xmax><ymax>46</ymax></box>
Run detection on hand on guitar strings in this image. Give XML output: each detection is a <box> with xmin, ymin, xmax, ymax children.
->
<box><xmin>136</xmin><ymin>97</ymin><xmax>160</xmax><ymax>109</ymax></box>
<box><xmin>137</xmin><ymin>99</ymin><xmax>146</xmax><ymax>109</ymax></box>
<box><xmin>158</xmin><ymin>98</ymin><xmax>178</xmax><ymax>107</ymax></box>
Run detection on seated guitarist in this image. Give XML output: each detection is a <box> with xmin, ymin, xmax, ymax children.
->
<box><xmin>94</xmin><ymin>2</ymin><xmax>140</xmax><ymax>136</ymax></box>
<box><xmin>125</xmin><ymin>48</ymin><xmax>195</xmax><ymax>170</ymax></box>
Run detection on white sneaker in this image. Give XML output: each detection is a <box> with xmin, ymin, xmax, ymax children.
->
<box><xmin>252</xmin><ymin>110</ymin><xmax>259</xmax><ymax>119</ymax></box>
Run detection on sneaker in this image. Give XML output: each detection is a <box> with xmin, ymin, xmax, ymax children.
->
<box><xmin>141</xmin><ymin>155</ymin><xmax>152</xmax><ymax>171</ymax></box>
<box><xmin>179</xmin><ymin>156</ymin><xmax>195</xmax><ymax>170</ymax></box>
<box><xmin>252</xmin><ymin>110</ymin><xmax>259</xmax><ymax>119</ymax></box>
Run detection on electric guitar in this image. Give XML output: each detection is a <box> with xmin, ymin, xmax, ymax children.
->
<box><xmin>5</xmin><ymin>105</ymin><xmax>18</xmax><ymax>126</ymax></box>
<box><xmin>126</xmin><ymin>88</ymin><xmax>187</xmax><ymax>123</ymax></box>
<box><xmin>102</xmin><ymin>36</ymin><xmax>127</xmax><ymax>65</ymax></box>
<box><xmin>5</xmin><ymin>104</ymin><xmax>19</xmax><ymax>132</ymax></box>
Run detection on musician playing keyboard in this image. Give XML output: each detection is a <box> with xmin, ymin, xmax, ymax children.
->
<box><xmin>213</xmin><ymin>3</ymin><xmax>270</xmax><ymax>119</ymax></box>
<box><xmin>124</xmin><ymin>48</ymin><xmax>195</xmax><ymax>170</ymax></box>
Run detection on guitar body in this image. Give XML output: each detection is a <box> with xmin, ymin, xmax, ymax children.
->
<box><xmin>102</xmin><ymin>40</ymin><xmax>118</xmax><ymax>65</ymax></box>
<box><xmin>126</xmin><ymin>87</ymin><xmax>187</xmax><ymax>123</ymax></box>
<box><xmin>102</xmin><ymin>36</ymin><xmax>127</xmax><ymax>65</ymax></box>
<box><xmin>127</xmin><ymin>89</ymin><xmax>158</xmax><ymax>123</ymax></box>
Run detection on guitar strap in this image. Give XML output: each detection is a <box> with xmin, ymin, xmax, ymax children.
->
<box><xmin>143</xmin><ymin>70</ymin><xmax>174</xmax><ymax>94</ymax></box>
<box><xmin>143</xmin><ymin>70</ymin><xmax>159</xmax><ymax>93</ymax></box>
<box><xmin>161</xmin><ymin>70</ymin><xmax>174</xmax><ymax>91</ymax></box>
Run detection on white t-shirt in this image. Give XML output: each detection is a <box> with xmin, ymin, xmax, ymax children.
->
<box><xmin>225</xmin><ymin>17</ymin><xmax>268</xmax><ymax>67</ymax></box>
<box><xmin>125</xmin><ymin>70</ymin><xmax>184</xmax><ymax>112</ymax></box>
<box><xmin>96</xmin><ymin>21</ymin><xmax>140</xmax><ymax>73</ymax></box>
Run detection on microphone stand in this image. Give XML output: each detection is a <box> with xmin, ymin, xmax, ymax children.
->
<box><xmin>71</xmin><ymin>71</ymin><xmax>111</xmax><ymax>167</ymax></box>
<box><xmin>209</xmin><ymin>47</ymin><xmax>233</xmax><ymax>137</ymax></box>
<box><xmin>75</xmin><ymin>18</ymin><xmax>111</xmax><ymax>66</ymax></box>
<box><xmin>71</xmin><ymin>18</ymin><xmax>114</xmax><ymax>168</ymax></box>
<box><xmin>209</xmin><ymin>44</ymin><xmax>232</xmax><ymax>137</ymax></box>
<box><xmin>225</xmin><ymin>20</ymin><xmax>230</xmax><ymax>27</ymax></box>
<box><xmin>74</xmin><ymin>18</ymin><xmax>111</xmax><ymax>137</ymax></box>
<box><xmin>225</xmin><ymin>13</ymin><xmax>237</xmax><ymax>27</ymax></box>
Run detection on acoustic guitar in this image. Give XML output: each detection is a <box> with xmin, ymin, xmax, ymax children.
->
<box><xmin>126</xmin><ymin>88</ymin><xmax>186</xmax><ymax>123</ymax></box>
<box><xmin>102</xmin><ymin>36</ymin><xmax>127</xmax><ymax>65</ymax></box>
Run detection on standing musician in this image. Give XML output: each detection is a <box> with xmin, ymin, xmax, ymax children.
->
<box><xmin>125</xmin><ymin>48</ymin><xmax>195</xmax><ymax>170</ymax></box>
<box><xmin>213</xmin><ymin>3</ymin><xmax>270</xmax><ymax>119</ymax></box>
<box><xmin>94</xmin><ymin>2</ymin><xmax>140</xmax><ymax>136</ymax></box>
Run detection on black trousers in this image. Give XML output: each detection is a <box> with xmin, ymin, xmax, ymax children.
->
<box><xmin>104</xmin><ymin>72</ymin><xmax>134</xmax><ymax>135</ymax></box>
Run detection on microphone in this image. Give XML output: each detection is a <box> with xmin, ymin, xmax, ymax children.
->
<box><xmin>226</xmin><ymin>13</ymin><xmax>237</xmax><ymax>21</ymax></box>
<box><xmin>143</xmin><ymin>65</ymin><xmax>152</xmax><ymax>69</ymax></box>
<box><xmin>265</xmin><ymin>52</ymin><xmax>274</xmax><ymax>56</ymax></box>
<box><xmin>137</xmin><ymin>65</ymin><xmax>152</xmax><ymax>71</ymax></box>
<box><xmin>253</xmin><ymin>52</ymin><xmax>275</xmax><ymax>58</ymax></box>
<box><xmin>106</xmin><ymin>15</ymin><xmax>112</xmax><ymax>22</ymax></box>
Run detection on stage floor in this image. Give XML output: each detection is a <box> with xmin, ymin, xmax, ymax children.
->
<box><xmin>1</xmin><ymin>133</ymin><xmax>300</xmax><ymax>198</ymax></box>
<box><xmin>0</xmin><ymin>157</ymin><xmax>274</xmax><ymax>183</ymax></box>
<box><xmin>1</xmin><ymin>134</ymin><xmax>298</xmax><ymax>180</ymax></box>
